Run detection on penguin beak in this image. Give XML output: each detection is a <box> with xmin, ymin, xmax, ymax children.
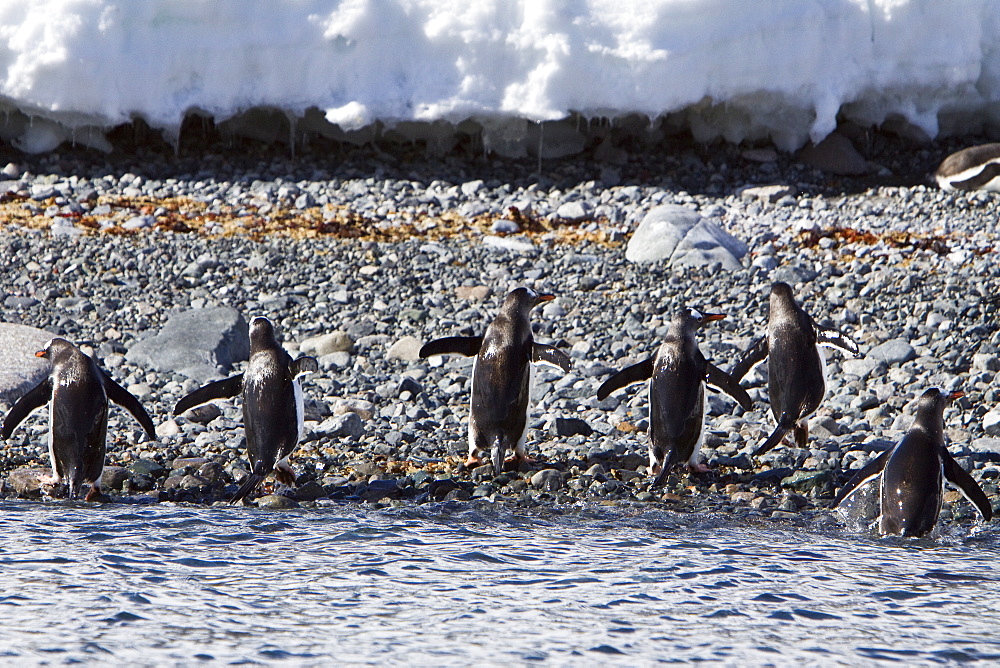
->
<box><xmin>34</xmin><ymin>350</ymin><xmax>46</xmax><ymax>358</ymax></box>
<box><xmin>947</xmin><ymin>390</ymin><xmax>964</xmax><ymax>401</ymax></box>
<box><xmin>702</xmin><ymin>313</ymin><xmax>725</xmax><ymax>322</ymax></box>
<box><xmin>535</xmin><ymin>293</ymin><xmax>555</xmax><ymax>304</ymax></box>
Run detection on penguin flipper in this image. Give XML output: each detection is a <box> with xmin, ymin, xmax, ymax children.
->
<box><xmin>418</xmin><ymin>336</ymin><xmax>483</xmax><ymax>358</ymax></box>
<box><xmin>1</xmin><ymin>378</ymin><xmax>52</xmax><ymax>440</ymax></box>
<box><xmin>291</xmin><ymin>356</ymin><xmax>318</xmax><ymax>378</ymax></box>
<box><xmin>816</xmin><ymin>326</ymin><xmax>862</xmax><ymax>358</ymax></box>
<box><xmin>173</xmin><ymin>374</ymin><xmax>245</xmax><ymax>416</ymax></box>
<box><xmin>101</xmin><ymin>369</ymin><xmax>157</xmax><ymax>440</ymax></box>
<box><xmin>942</xmin><ymin>451</ymin><xmax>994</xmax><ymax>521</ymax></box>
<box><xmin>705</xmin><ymin>363</ymin><xmax>753</xmax><ymax>410</ymax></box>
<box><xmin>531</xmin><ymin>343</ymin><xmax>571</xmax><ymax>372</ymax></box>
<box><xmin>596</xmin><ymin>357</ymin><xmax>654</xmax><ymax>401</ymax></box>
<box><xmin>730</xmin><ymin>337</ymin><xmax>768</xmax><ymax>382</ymax></box>
<box><xmin>832</xmin><ymin>448</ymin><xmax>891</xmax><ymax>508</ymax></box>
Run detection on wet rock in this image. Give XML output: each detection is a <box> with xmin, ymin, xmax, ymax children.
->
<box><xmin>625</xmin><ymin>205</ymin><xmax>747</xmax><ymax>270</ymax></box>
<box><xmin>171</xmin><ymin>456</ymin><xmax>209</xmax><ymax>470</ymax></box>
<box><xmin>294</xmin><ymin>480</ymin><xmax>328</xmax><ymax>501</ymax></box>
<box><xmin>5</xmin><ymin>467</ymin><xmax>50</xmax><ymax>497</ymax></box>
<box><xmin>780</xmin><ymin>469</ymin><xmax>832</xmax><ymax>493</ymax></box>
<box><xmin>256</xmin><ymin>494</ymin><xmax>299</xmax><ymax>509</ymax></box>
<box><xmin>126</xmin><ymin>307</ymin><xmax>249</xmax><ymax>381</ymax></box>
<box><xmin>361</xmin><ymin>478</ymin><xmax>401</xmax><ymax>501</ymax></box>
<box><xmin>530</xmin><ymin>469</ymin><xmax>565</xmax><ymax>491</ymax></box>
<box><xmin>101</xmin><ymin>466</ymin><xmax>129</xmax><ymax>491</ymax></box>
<box><xmin>128</xmin><ymin>459</ymin><xmax>166</xmax><ymax>478</ymax></box>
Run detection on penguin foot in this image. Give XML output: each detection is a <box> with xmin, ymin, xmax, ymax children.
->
<box><xmin>687</xmin><ymin>462</ymin><xmax>711</xmax><ymax>474</ymax></box>
<box><xmin>38</xmin><ymin>474</ymin><xmax>61</xmax><ymax>486</ymax></box>
<box><xmin>464</xmin><ymin>454</ymin><xmax>484</xmax><ymax>467</ymax></box>
<box><xmin>84</xmin><ymin>484</ymin><xmax>103</xmax><ymax>502</ymax></box>
<box><xmin>273</xmin><ymin>468</ymin><xmax>296</xmax><ymax>486</ymax></box>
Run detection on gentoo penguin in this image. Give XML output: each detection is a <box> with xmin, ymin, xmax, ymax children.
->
<box><xmin>935</xmin><ymin>144</ymin><xmax>1000</xmax><ymax>192</ymax></box>
<box><xmin>731</xmin><ymin>282</ymin><xmax>861</xmax><ymax>457</ymax></box>
<box><xmin>1</xmin><ymin>338</ymin><xmax>156</xmax><ymax>501</ymax></box>
<box><xmin>173</xmin><ymin>317</ymin><xmax>318</xmax><ymax>503</ymax></box>
<box><xmin>419</xmin><ymin>287</ymin><xmax>570</xmax><ymax>472</ymax></box>
<box><xmin>596</xmin><ymin>309</ymin><xmax>752</xmax><ymax>486</ymax></box>
<box><xmin>833</xmin><ymin>388</ymin><xmax>992</xmax><ymax>537</ymax></box>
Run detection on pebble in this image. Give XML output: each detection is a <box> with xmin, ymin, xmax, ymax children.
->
<box><xmin>0</xmin><ymin>135</ymin><xmax>994</xmax><ymax>528</ymax></box>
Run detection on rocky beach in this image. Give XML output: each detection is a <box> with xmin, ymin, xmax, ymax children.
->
<box><xmin>0</xmin><ymin>130</ymin><xmax>998</xmax><ymax>532</ymax></box>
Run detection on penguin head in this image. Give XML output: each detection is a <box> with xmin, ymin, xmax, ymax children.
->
<box><xmin>504</xmin><ymin>287</ymin><xmax>554</xmax><ymax>313</ymax></box>
<box><xmin>681</xmin><ymin>307</ymin><xmax>725</xmax><ymax>328</ymax></box>
<box><xmin>912</xmin><ymin>387</ymin><xmax>963</xmax><ymax>430</ymax></box>
<box><xmin>768</xmin><ymin>281</ymin><xmax>801</xmax><ymax>317</ymax></box>
<box><xmin>35</xmin><ymin>338</ymin><xmax>80</xmax><ymax>366</ymax></box>
<box><xmin>249</xmin><ymin>316</ymin><xmax>280</xmax><ymax>352</ymax></box>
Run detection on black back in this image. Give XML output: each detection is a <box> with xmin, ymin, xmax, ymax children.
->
<box><xmin>767</xmin><ymin>283</ymin><xmax>825</xmax><ymax>425</ymax></box>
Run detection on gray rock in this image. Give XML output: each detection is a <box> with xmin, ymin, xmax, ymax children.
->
<box><xmin>624</xmin><ymin>205</ymin><xmax>746</xmax><ymax>269</ymax></box>
<box><xmin>295</xmin><ymin>480</ymin><xmax>328</xmax><ymax>501</ymax></box>
<box><xmin>126</xmin><ymin>307</ymin><xmax>249</xmax><ymax>381</ymax></box>
<box><xmin>317</xmin><ymin>412</ymin><xmax>365</xmax><ymax>439</ymax></box>
<box><xmin>386</xmin><ymin>336</ymin><xmax>423</xmax><ymax>361</ymax></box>
<box><xmin>101</xmin><ymin>466</ymin><xmax>129</xmax><ymax>491</ymax></box>
<box><xmin>300</xmin><ymin>331</ymin><xmax>353</xmax><ymax>356</ymax></box>
<box><xmin>550</xmin><ymin>416</ymin><xmax>593</xmax><ymax>438</ymax></box>
<box><xmin>842</xmin><ymin>357</ymin><xmax>883</xmax><ymax>378</ymax></box>
<box><xmin>771</xmin><ymin>263</ymin><xmax>818</xmax><ymax>284</ymax></box>
<box><xmin>983</xmin><ymin>412</ymin><xmax>1000</xmax><ymax>437</ymax></box>
<box><xmin>179</xmin><ymin>403</ymin><xmax>222</xmax><ymax>424</ymax></box>
<box><xmin>798</xmin><ymin>133</ymin><xmax>869</xmax><ymax>175</ymax></box>
<box><xmin>256</xmin><ymin>494</ymin><xmax>299</xmax><ymax>509</ymax></box>
<box><xmin>483</xmin><ymin>235</ymin><xmax>536</xmax><ymax>253</ymax></box>
<box><xmin>128</xmin><ymin>459</ymin><xmax>166</xmax><ymax>477</ymax></box>
<box><xmin>530</xmin><ymin>469</ymin><xmax>566</xmax><ymax>491</ymax></box>
<box><xmin>867</xmin><ymin>339</ymin><xmax>916</xmax><ymax>365</ymax></box>
<box><xmin>0</xmin><ymin>322</ymin><xmax>57</xmax><ymax>402</ymax></box>
<box><xmin>739</xmin><ymin>184</ymin><xmax>796</xmax><ymax>202</ymax></box>
<box><xmin>5</xmin><ymin>467</ymin><xmax>50</xmax><ymax>496</ymax></box>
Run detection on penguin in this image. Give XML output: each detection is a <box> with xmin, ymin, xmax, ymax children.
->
<box><xmin>731</xmin><ymin>282</ymin><xmax>861</xmax><ymax>457</ymax></box>
<box><xmin>934</xmin><ymin>143</ymin><xmax>1000</xmax><ymax>192</ymax></box>
<box><xmin>596</xmin><ymin>309</ymin><xmax>752</xmax><ymax>486</ymax></box>
<box><xmin>1</xmin><ymin>338</ymin><xmax>156</xmax><ymax>501</ymax></box>
<box><xmin>173</xmin><ymin>317</ymin><xmax>318</xmax><ymax>504</ymax></box>
<box><xmin>419</xmin><ymin>287</ymin><xmax>570</xmax><ymax>472</ymax></box>
<box><xmin>833</xmin><ymin>388</ymin><xmax>993</xmax><ymax>537</ymax></box>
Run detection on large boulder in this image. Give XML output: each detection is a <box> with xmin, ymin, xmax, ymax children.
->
<box><xmin>0</xmin><ymin>323</ymin><xmax>57</xmax><ymax>402</ymax></box>
<box><xmin>625</xmin><ymin>205</ymin><xmax>747</xmax><ymax>270</ymax></box>
<box><xmin>126</xmin><ymin>307</ymin><xmax>249</xmax><ymax>381</ymax></box>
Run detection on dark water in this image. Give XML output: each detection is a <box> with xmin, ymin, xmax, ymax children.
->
<box><xmin>0</xmin><ymin>500</ymin><xmax>997</xmax><ymax>666</ymax></box>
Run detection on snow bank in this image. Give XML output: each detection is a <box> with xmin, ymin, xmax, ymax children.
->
<box><xmin>2</xmin><ymin>0</ymin><xmax>1000</xmax><ymax>155</ymax></box>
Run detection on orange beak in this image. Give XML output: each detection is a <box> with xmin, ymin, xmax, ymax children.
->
<box><xmin>536</xmin><ymin>293</ymin><xmax>555</xmax><ymax>303</ymax></box>
<box><xmin>703</xmin><ymin>313</ymin><xmax>726</xmax><ymax>322</ymax></box>
<box><xmin>948</xmin><ymin>390</ymin><xmax>965</xmax><ymax>401</ymax></box>
<box><xmin>34</xmin><ymin>350</ymin><xmax>46</xmax><ymax>358</ymax></box>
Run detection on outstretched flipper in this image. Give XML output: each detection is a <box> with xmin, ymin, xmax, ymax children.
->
<box><xmin>705</xmin><ymin>363</ymin><xmax>753</xmax><ymax>410</ymax></box>
<box><xmin>596</xmin><ymin>357</ymin><xmax>654</xmax><ymax>401</ymax></box>
<box><xmin>418</xmin><ymin>336</ymin><xmax>483</xmax><ymax>358</ymax></box>
<box><xmin>832</xmin><ymin>448</ymin><xmax>891</xmax><ymax>508</ymax></box>
<box><xmin>532</xmin><ymin>343</ymin><xmax>571</xmax><ymax>372</ymax></box>
<box><xmin>730</xmin><ymin>337</ymin><xmax>768</xmax><ymax>382</ymax></box>
<box><xmin>291</xmin><ymin>356</ymin><xmax>318</xmax><ymax>378</ymax></box>
<box><xmin>174</xmin><ymin>374</ymin><xmax>245</xmax><ymax>416</ymax></box>
<box><xmin>100</xmin><ymin>369</ymin><xmax>156</xmax><ymax>440</ymax></box>
<box><xmin>1</xmin><ymin>378</ymin><xmax>52</xmax><ymax>440</ymax></box>
<box><xmin>817</xmin><ymin>325</ymin><xmax>862</xmax><ymax>358</ymax></box>
<box><xmin>942</xmin><ymin>451</ymin><xmax>994</xmax><ymax>521</ymax></box>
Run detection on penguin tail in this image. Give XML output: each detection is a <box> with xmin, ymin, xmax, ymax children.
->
<box><xmin>651</xmin><ymin>464</ymin><xmax>672</xmax><ymax>488</ymax></box>
<box><xmin>230</xmin><ymin>473</ymin><xmax>265</xmax><ymax>504</ymax></box>
<box><xmin>491</xmin><ymin>436</ymin><xmax>505</xmax><ymax>475</ymax></box>
<box><xmin>754</xmin><ymin>421</ymin><xmax>792</xmax><ymax>457</ymax></box>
